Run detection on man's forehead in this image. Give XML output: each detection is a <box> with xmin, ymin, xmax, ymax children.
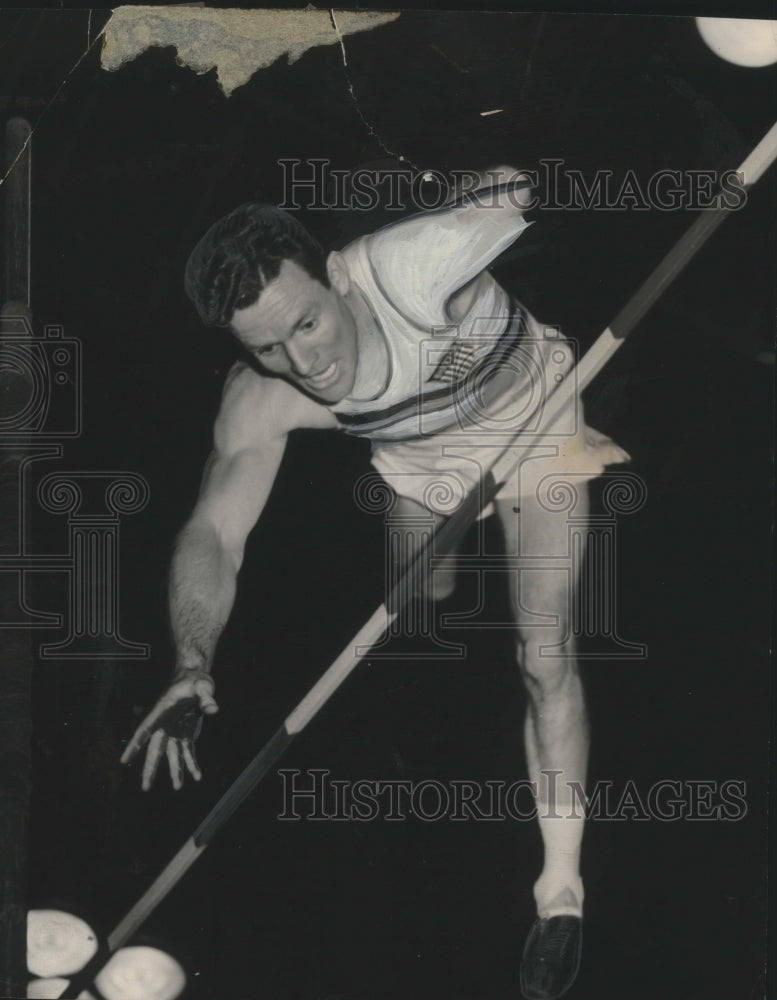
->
<box><xmin>268</xmin><ymin>256</ymin><xmax>323</xmax><ymax>302</ymax></box>
<box><xmin>232</xmin><ymin>262</ymin><xmax>318</xmax><ymax>338</ymax></box>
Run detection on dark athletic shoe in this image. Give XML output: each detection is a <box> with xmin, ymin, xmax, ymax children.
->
<box><xmin>519</xmin><ymin>915</ymin><xmax>582</xmax><ymax>1000</ymax></box>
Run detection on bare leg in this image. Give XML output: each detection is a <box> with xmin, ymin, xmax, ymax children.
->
<box><xmin>496</xmin><ymin>484</ymin><xmax>589</xmax><ymax>919</ymax></box>
<box><xmin>391</xmin><ymin>494</ymin><xmax>459</xmax><ymax>604</ymax></box>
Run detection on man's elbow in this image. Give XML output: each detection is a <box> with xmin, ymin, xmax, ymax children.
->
<box><xmin>457</xmin><ymin>165</ymin><xmax>535</xmax><ymax>212</ymax></box>
<box><xmin>174</xmin><ymin>515</ymin><xmax>245</xmax><ymax>577</ymax></box>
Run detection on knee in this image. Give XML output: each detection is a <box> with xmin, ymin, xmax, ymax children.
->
<box><xmin>515</xmin><ymin>636</ymin><xmax>578</xmax><ymax>701</ymax></box>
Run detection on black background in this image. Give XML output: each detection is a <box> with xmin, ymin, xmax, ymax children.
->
<box><xmin>1</xmin><ymin>5</ymin><xmax>774</xmax><ymax>999</ymax></box>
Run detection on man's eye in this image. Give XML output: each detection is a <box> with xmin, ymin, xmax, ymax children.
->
<box><xmin>258</xmin><ymin>345</ymin><xmax>278</xmax><ymax>357</ymax></box>
<box><xmin>301</xmin><ymin>318</ymin><xmax>316</xmax><ymax>331</ymax></box>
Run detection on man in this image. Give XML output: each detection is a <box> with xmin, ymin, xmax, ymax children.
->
<box><xmin>121</xmin><ymin>172</ymin><xmax>628</xmax><ymax>999</ymax></box>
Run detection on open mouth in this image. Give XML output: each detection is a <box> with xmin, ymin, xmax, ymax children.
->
<box><xmin>305</xmin><ymin>360</ymin><xmax>339</xmax><ymax>390</ymax></box>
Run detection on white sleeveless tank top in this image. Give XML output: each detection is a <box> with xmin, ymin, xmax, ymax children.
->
<box><xmin>327</xmin><ymin>199</ymin><xmax>538</xmax><ymax>442</ymax></box>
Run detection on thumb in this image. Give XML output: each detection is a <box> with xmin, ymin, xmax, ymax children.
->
<box><xmin>194</xmin><ymin>678</ymin><xmax>219</xmax><ymax>714</ymax></box>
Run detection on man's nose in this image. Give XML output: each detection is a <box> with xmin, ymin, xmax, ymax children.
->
<box><xmin>285</xmin><ymin>338</ymin><xmax>317</xmax><ymax>376</ymax></box>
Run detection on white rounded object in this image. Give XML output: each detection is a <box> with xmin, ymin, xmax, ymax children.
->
<box><xmin>696</xmin><ymin>17</ymin><xmax>777</xmax><ymax>67</ymax></box>
<box><xmin>94</xmin><ymin>947</ymin><xmax>186</xmax><ymax>1000</ymax></box>
<box><xmin>27</xmin><ymin>910</ymin><xmax>98</xmax><ymax>978</ymax></box>
<box><xmin>27</xmin><ymin>978</ymin><xmax>94</xmax><ymax>999</ymax></box>
<box><xmin>27</xmin><ymin>979</ymin><xmax>69</xmax><ymax>1000</ymax></box>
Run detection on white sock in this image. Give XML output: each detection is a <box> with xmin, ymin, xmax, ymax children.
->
<box><xmin>532</xmin><ymin>801</ymin><xmax>585</xmax><ymax>919</ymax></box>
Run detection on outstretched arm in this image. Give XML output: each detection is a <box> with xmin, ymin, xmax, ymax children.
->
<box><xmin>170</xmin><ymin>436</ymin><xmax>285</xmax><ymax>676</ymax></box>
<box><xmin>121</xmin><ymin>443</ymin><xmax>287</xmax><ymax>788</ymax></box>
<box><xmin>121</xmin><ymin>365</ymin><xmax>335</xmax><ymax>788</ymax></box>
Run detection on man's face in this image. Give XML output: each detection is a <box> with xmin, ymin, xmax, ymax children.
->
<box><xmin>231</xmin><ymin>256</ymin><xmax>359</xmax><ymax>404</ymax></box>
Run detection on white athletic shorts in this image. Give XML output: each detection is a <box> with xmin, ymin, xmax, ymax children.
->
<box><xmin>369</xmin><ymin>325</ymin><xmax>628</xmax><ymax>517</ymax></box>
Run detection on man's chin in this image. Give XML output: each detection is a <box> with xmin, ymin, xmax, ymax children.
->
<box><xmin>315</xmin><ymin>386</ymin><xmax>348</xmax><ymax>405</ymax></box>
<box><xmin>307</xmin><ymin>373</ymin><xmax>355</xmax><ymax>405</ymax></box>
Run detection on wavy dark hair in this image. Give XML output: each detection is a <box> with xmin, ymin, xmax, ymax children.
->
<box><xmin>184</xmin><ymin>203</ymin><xmax>330</xmax><ymax>328</ymax></box>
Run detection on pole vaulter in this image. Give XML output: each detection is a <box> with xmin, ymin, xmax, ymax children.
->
<box><xmin>58</xmin><ymin>118</ymin><xmax>777</xmax><ymax>1000</ymax></box>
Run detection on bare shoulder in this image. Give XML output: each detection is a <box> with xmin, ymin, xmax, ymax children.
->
<box><xmin>214</xmin><ymin>361</ymin><xmax>338</xmax><ymax>454</ymax></box>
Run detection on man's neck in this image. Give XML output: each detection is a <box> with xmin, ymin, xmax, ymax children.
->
<box><xmin>343</xmin><ymin>283</ymin><xmax>390</xmax><ymax>403</ymax></box>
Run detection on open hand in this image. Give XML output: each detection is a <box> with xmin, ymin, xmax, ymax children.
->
<box><xmin>120</xmin><ymin>671</ymin><xmax>219</xmax><ymax>790</ymax></box>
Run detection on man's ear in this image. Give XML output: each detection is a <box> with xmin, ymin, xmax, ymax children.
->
<box><xmin>326</xmin><ymin>251</ymin><xmax>350</xmax><ymax>296</ymax></box>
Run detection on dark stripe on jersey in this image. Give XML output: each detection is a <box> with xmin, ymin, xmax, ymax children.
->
<box><xmin>334</xmin><ymin>306</ymin><xmax>524</xmax><ymax>432</ymax></box>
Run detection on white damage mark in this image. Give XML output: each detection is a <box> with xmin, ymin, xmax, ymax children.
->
<box><xmin>1</xmin><ymin>13</ymin><xmax>107</xmax><ymax>190</ymax></box>
<box><xmin>329</xmin><ymin>7</ymin><xmax>350</xmax><ymax>67</ymax></box>
<box><xmin>329</xmin><ymin>7</ymin><xmax>405</xmax><ymax>163</ymax></box>
<box><xmin>101</xmin><ymin>6</ymin><xmax>400</xmax><ymax>97</ymax></box>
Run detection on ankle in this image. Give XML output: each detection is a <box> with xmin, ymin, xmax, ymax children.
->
<box><xmin>533</xmin><ymin>877</ymin><xmax>584</xmax><ymax>919</ymax></box>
